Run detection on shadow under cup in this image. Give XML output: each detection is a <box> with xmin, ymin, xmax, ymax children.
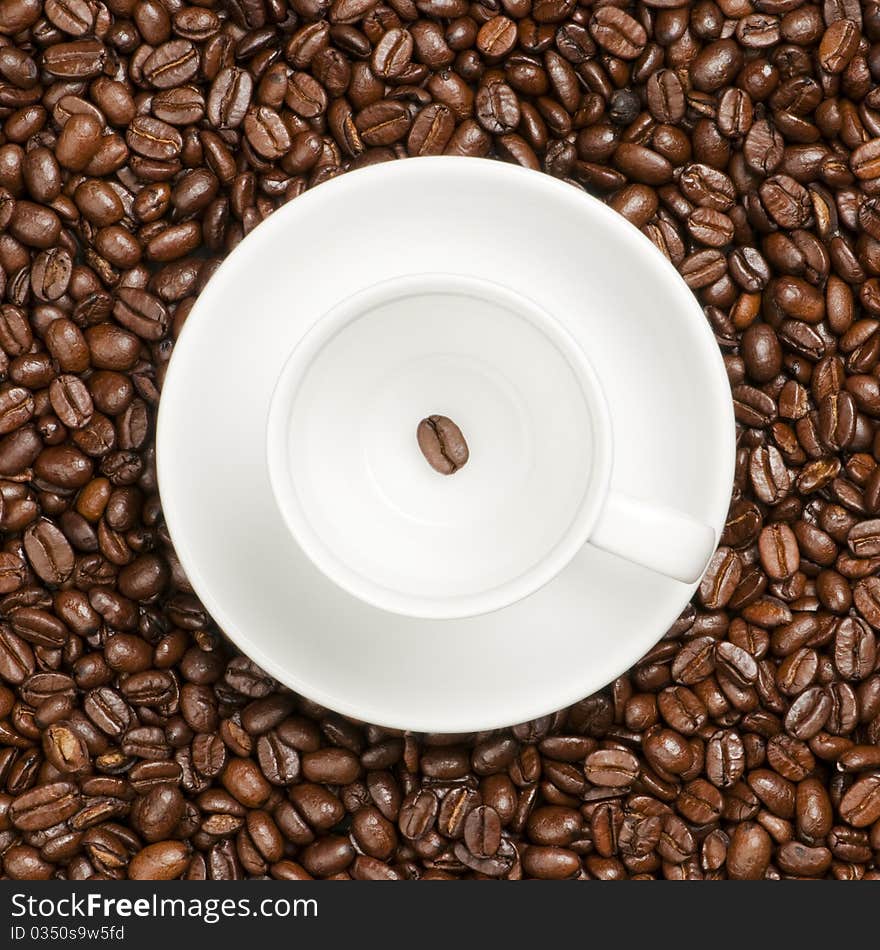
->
<box><xmin>266</xmin><ymin>273</ymin><xmax>611</xmax><ymax>620</ymax></box>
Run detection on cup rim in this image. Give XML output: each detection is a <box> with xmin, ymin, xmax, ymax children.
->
<box><xmin>266</xmin><ymin>272</ymin><xmax>614</xmax><ymax>620</ymax></box>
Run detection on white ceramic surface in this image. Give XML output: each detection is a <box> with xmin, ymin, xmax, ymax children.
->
<box><xmin>157</xmin><ymin>157</ymin><xmax>736</xmax><ymax>732</ymax></box>
<box><xmin>266</xmin><ymin>272</ymin><xmax>717</xmax><ymax>619</ymax></box>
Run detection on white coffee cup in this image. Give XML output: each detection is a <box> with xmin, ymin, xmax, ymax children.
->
<box><xmin>266</xmin><ymin>271</ymin><xmax>716</xmax><ymax>620</ymax></box>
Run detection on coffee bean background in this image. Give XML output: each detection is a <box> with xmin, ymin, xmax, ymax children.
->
<box><xmin>417</xmin><ymin>414</ymin><xmax>469</xmax><ymax>474</ymax></box>
<box><xmin>1</xmin><ymin>0</ymin><xmax>880</xmax><ymax>881</ymax></box>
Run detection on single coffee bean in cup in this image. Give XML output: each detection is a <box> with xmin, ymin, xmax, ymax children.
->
<box><xmin>416</xmin><ymin>414</ymin><xmax>470</xmax><ymax>475</ymax></box>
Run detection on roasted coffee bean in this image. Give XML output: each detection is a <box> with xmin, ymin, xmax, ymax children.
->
<box><xmin>143</xmin><ymin>41</ymin><xmax>200</xmax><ymax>90</ymax></box>
<box><xmin>658</xmin><ymin>686</ymin><xmax>706</xmax><ymax>736</ymax></box>
<box><xmin>436</xmin><ymin>786</ymin><xmax>481</xmax><ymax>839</ymax></box>
<box><xmin>399</xmin><ymin>790</ymin><xmax>438</xmax><ymax>840</ymax></box>
<box><xmin>56</xmin><ymin>114</ymin><xmax>102</xmax><ymax>172</ymax></box>
<box><xmin>589</xmin><ymin>7</ymin><xmax>645</xmax><ymax>60</ymax></box>
<box><xmin>351</xmin><ymin>805</ymin><xmax>397</xmax><ymax>859</ymax></box>
<box><xmin>49</xmin><ymin>376</ymin><xmax>93</xmax><ymax>430</ymax></box>
<box><xmin>785</xmin><ymin>686</ymin><xmax>832</xmax><ymax>740</ymax></box>
<box><xmin>742</xmin><ymin>324</ymin><xmax>783</xmax><ymax>383</ymax></box>
<box><xmin>699</xmin><ymin>547</ymin><xmax>741</xmax><ymax>609</ymax></box>
<box><xmin>0</xmin><ymin>627</ymin><xmax>35</xmax><ymax>685</ymax></box>
<box><xmin>208</xmin><ymin>68</ymin><xmax>253</xmax><ymax>128</ymax></box>
<box><xmin>113</xmin><ymin>288</ymin><xmax>169</xmax><ymax>342</ymax></box>
<box><xmin>526</xmin><ymin>805</ymin><xmax>581</xmax><ymax>846</ymax></box>
<box><xmin>584</xmin><ymin>748</ymin><xmax>639</xmax><ymax>787</ymax></box>
<box><xmin>416</xmin><ymin>414</ymin><xmax>470</xmax><ymax>475</ymax></box>
<box><xmin>10</xmin><ymin>782</ymin><xmax>80</xmax><ymax>831</ymax></box>
<box><xmin>463</xmin><ymin>805</ymin><xmax>501</xmax><ymax>857</ymax></box>
<box><xmin>726</xmin><ymin>822</ymin><xmax>772</xmax><ymax>879</ymax></box>
<box><xmin>256</xmin><ymin>730</ymin><xmax>300</xmax><ymax>785</ymax></box>
<box><xmin>302</xmin><ymin>747</ymin><xmax>361</xmax><ymax>785</ymax></box>
<box><xmin>722</xmin><ymin>500</ymin><xmax>762</xmax><ymax>549</ymax></box>
<box><xmin>750</xmin><ymin>446</ymin><xmax>792</xmax><ymax>505</ymax></box>
<box><xmin>521</xmin><ymin>844</ymin><xmax>578</xmax><ymax>879</ymax></box>
<box><xmin>31</xmin><ymin>248</ymin><xmax>71</xmax><ymax>301</ymax></box>
<box><xmin>678</xmin><ymin>778</ymin><xmax>723</xmax><ymax>825</ymax></box>
<box><xmin>23</xmin><ymin>520</ymin><xmax>74</xmax><ymax>585</ymax></box>
<box><xmin>834</xmin><ymin>617</ymin><xmax>877</xmax><ymax>681</ymax></box>
<box><xmin>244</xmin><ymin>107</ymin><xmax>291</xmax><ymax>161</ymax></box>
<box><xmin>820</xmin><ymin>19</ymin><xmax>860</xmax><ymax>74</ymax></box>
<box><xmin>475</xmin><ymin>79</ymin><xmax>520</xmax><ymax>134</ymax></box>
<box><xmin>758</xmin><ymin>524</ymin><xmax>800</xmax><ymax>580</ymax></box>
<box><xmin>221</xmin><ymin>757</ymin><xmax>271</xmax><ymax>809</ymax></box>
<box><xmin>128</xmin><ymin>841</ymin><xmax>189</xmax><ymax>880</ymax></box>
<box><xmin>645</xmin><ymin>728</ymin><xmax>694</xmax><ymax>777</ymax></box>
<box><xmin>672</xmin><ymin>638</ymin><xmax>716</xmax><ymax>685</ymax></box>
<box><xmin>372</xmin><ymin>28</ymin><xmax>413</xmax><ymax>79</ymax></box>
<box><xmin>839</xmin><ymin>773</ymin><xmax>880</xmax><ymax>828</ymax></box>
<box><xmin>797</xmin><ymin>777</ymin><xmax>833</xmax><ymax>841</ymax></box>
<box><xmin>408</xmin><ymin>104</ymin><xmax>455</xmax><ymax>157</ymax></box>
<box><xmin>355</xmin><ymin>99</ymin><xmax>411</xmax><ymax>146</ymax></box>
<box><xmin>706</xmin><ymin>730</ymin><xmax>745</xmax><ymax>788</ymax></box>
<box><xmin>777</xmin><ymin>841</ymin><xmax>832</xmax><ymax>876</ymax></box>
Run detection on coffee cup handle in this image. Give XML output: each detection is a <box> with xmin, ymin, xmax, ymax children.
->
<box><xmin>589</xmin><ymin>491</ymin><xmax>717</xmax><ymax>585</ymax></box>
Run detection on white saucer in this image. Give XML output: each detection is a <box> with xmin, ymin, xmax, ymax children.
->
<box><xmin>157</xmin><ymin>157</ymin><xmax>735</xmax><ymax>733</ymax></box>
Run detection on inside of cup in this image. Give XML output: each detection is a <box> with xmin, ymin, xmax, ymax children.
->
<box><xmin>270</xmin><ymin>275</ymin><xmax>609</xmax><ymax>617</ymax></box>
